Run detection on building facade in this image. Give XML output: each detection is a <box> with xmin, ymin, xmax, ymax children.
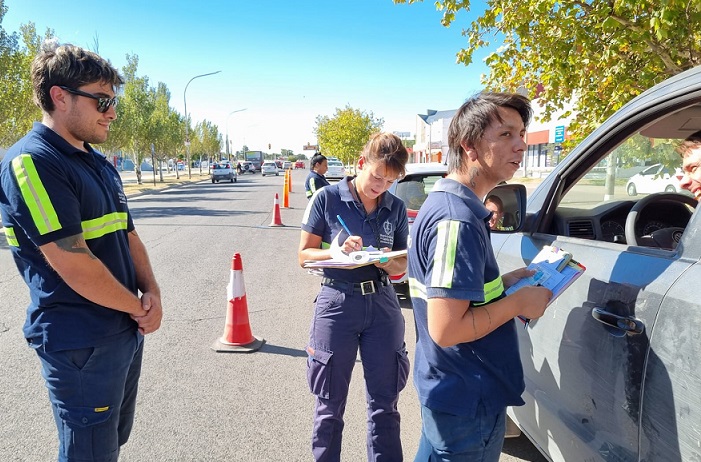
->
<box><xmin>413</xmin><ymin>99</ymin><xmax>574</xmax><ymax>176</ymax></box>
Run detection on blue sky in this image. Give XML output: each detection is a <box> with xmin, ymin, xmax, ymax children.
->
<box><xmin>3</xmin><ymin>0</ymin><xmax>491</xmax><ymax>155</ymax></box>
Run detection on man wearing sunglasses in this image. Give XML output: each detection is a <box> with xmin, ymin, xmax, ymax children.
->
<box><xmin>0</xmin><ymin>42</ymin><xmax>162</xmax><ymax>462</ymax></box>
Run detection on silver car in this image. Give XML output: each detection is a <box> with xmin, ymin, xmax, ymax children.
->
<box><xmin>324</xmin><ymin>160</ymin><xmax>346</xmax><ymax>180</ymax></box>
<box><xmin>494</xmin><ymin>65</ymin><xmax>701</xmax><ymax>460</ymax></box>
<box><xmin>261</xmin><ymin>161</ymin><xmax>279</xmax><ymax>176</ymax></box>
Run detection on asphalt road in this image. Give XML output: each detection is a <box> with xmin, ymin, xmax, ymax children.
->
<box><xmin>0</xmin><ymin>169</ymin><xmax>547</xmax><ymax>461</ymax></box>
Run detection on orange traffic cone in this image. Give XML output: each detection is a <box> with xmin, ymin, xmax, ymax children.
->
<box><xmin>287</xmin><ymin>169</ymin><xmax>292</xmax><ymax>193</ymax></box>
<box><xmin>269</xmin><ymin>193</ymin><xmax>285</xmax><ymax>227</ymax></box>
<box><xmin>282</xmin><ymin>175</ymin><xmax>290</xmax><ymax>209</ymax></box>
<box><xmin>212</xmin><ymin>253</ymin><xmax>265</xmax><ymax>353</ymax></box>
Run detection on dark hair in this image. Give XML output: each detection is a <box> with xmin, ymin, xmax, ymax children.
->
<box><xmin>362</xmin><ymin>132</ymin><xmax>409</xmax><ymax>179</ymax></box>
<box><xmin>678</xmin><ymin>130</ymin><xmax>701</xmax><ymax>158</ymax></box>
<box><xmin>447</xmin><ymin>92</ymin><xmax>532</xmax><ymax>174</ymax></box>
<box><xmin>311</xmin><ymin>154</ymin><xmax>327</xmax><ymax>169</ymax></box>
<box><xmin>31</xmin><ymin>41</ymin><xmax>124</xmax><ymax>112</ymax></box>
<box><xmin>485</xmin><ymin>194</ymin><xmax>503</xmax><ymax>210</ymax></box>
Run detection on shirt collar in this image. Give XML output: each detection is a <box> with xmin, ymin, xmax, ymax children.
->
<box><xmin>433</xmin><ymin>177</ymin><xmax>491</xmax><ymax>221</ymax></box>
<box><xmin>33</xmin><ymin>122</ymin><xmax>99</xmax><ymax>157</ymax></box>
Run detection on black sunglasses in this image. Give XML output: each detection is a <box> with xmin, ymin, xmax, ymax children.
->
<box><xmin>59</xmin><ymin>86</ymin><xmax>118</xmax><ymax>113</ymax></box>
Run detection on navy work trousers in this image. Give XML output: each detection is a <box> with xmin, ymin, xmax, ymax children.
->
<box><xmin>33</xmin><ymin>330</ymin><xmax>144</xmax><ymax>462</ymax></box>
<box><xmin>414</xmin><ymin>404</ymin><xmax>506</xmax><ymax>461</ymax></box>
<box><xmin>306</xmin><ymin>282</ymin><xmax>410</xmax><ymax>462</ymax></box>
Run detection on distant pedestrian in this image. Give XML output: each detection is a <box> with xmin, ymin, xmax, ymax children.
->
<box><xmin>299</xmin><ymin>133</ymin><xmax>410</xmax><ymax>461</ymax></box>
<box><xmin>408</xmin><ymin>92</ymin><xmax>551</xmax><ymax>461</ymax></box>
<box><xmin>0</xmin><ymin>42</ymin><xmax>162</xmax><ymax>462</ymax></box>
<box><xmin>305</xmin><ymin>153</ymin><xmax>331</xmax><ymax>199</ymax></box>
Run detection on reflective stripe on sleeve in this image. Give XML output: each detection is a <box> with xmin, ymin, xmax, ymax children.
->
<box><xmin>11</xmin><ymin>154</ymin><xmax>61</xmax><ymax>235</ymax></box>
<box><xmin>430</xmin><ymin>220</ymin><xmax>459</xmax><ymax>288</ymax></box>
<box><xmin>408</xmin><ymin>277</ymin><xmax>427</xmax><ymax>301</ymax></box>
<box><xmin>472</xmin><ymin>276</ymin><xmax>504</xmax><ymax>306</ymax></box>
<box><xmin>81</xmin><ymin>212</ymin><xmax>128</xmax><ymax>240</ymax></box>
<box><xmin>3</xmin><ymin>227</ymin><xmax>19</xmax><ymax>247</ymax></box>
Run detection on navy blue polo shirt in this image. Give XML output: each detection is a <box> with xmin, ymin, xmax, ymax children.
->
<box><xmin>0</xmin><ymin>122</ymin><xmax>138</xmax><ymax>352</ymax></box>
<box><xmin>407</xmin><ymin>178</ymin><xmax>525</xmax><ymax>417</ymax></box>
<box><xmin>301</xmin><ymin>176</ymin><xmax>408</xmax><ymax>282</ymax></box>
<box><xmin>305</xmin><ymin>170</ymin><xmax>331</xmax><ymax>199</ymax></box>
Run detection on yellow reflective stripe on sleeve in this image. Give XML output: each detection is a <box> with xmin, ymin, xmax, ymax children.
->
<box><xmin>430</xmin><ymin>220</ymin><xmax>459</xmax><ymax>288</ymax></box>
<box><xmin>472</xmin><ymin>276</ymin><xmax>504</xmax><ymax>306</ymax></box>
<box><xmin>81</xmin><ymin>212</ymin><xmax>128</xmax><ymax>240</ymax></box>
<box><xmin>4</xmin><ymin>227</ymin><xmax>19</xmax><ymax>247</ymax></box>
<box><xmin>11</xmin><ymin>155</ymin><xmax>61</xmax><ymax>235</ymax></box>
<box><xmin>408</xmin><ymin>277</ymin><xmax>427</xmax><ymax>301</ymax></box>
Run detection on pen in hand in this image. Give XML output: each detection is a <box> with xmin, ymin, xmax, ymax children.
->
<box><xmin>337</xmin><ymin>215</ymin><xmax>352</xmax><ymax>236</ymax></box>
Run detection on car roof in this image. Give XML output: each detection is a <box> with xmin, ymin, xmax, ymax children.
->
<box><xmin>403</xmin><ymin>162</ymin><xmax>448</xmax><ymax>175</ymax></box>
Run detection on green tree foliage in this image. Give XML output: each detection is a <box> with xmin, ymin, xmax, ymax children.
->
<box><xmin>395</xmin><ymin>0</ymin><xmax>701</xmax><ymax>141</ymax></box>
<box><xmin>190</xmin><ymin>120</ymin><xmax>222</xmax><ymax>163</ymax></box>
<box><xmin>314</xmin><ymin>105</ymin><xmax>383</xmax><ymax>165</ymax></box>
<box><xmin>0</xmin><ymin>4</ymin><xmax>52</xmax><ymax>146</ymax></box>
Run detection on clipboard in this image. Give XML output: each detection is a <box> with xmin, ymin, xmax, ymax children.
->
<box><xmin>505</xmin><ymin>245</ymin><xmax>586</xmax><ymax>326</ymax></box>
<box><xmin>303</xmin><ymin>249</ymin><xmax>407</xmax><ymax>270</ymax></box>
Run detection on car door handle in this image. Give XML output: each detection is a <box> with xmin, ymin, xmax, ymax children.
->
<box><xmin>591</xmin><ymin>308</ymin><xmax>645</xmax><ymax>335</ymax></box>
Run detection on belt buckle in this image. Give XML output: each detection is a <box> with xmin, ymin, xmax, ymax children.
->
<box><xmin>360</xmin><ymin>280</ymin><xmax>376</xmax><ymax>295</ymax></box>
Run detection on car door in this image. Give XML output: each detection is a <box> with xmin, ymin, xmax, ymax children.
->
<box><xmin>493</xmin><ymin>68</ymin><xmax>701</xmax><ymax>461</ymax></box>
<box><xmin>497</xmin><ymin>227</ymin><xmax>694</xmax><ymax>461</ymax></box>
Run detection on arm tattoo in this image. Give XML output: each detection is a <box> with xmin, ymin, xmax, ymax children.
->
<box><xmin>469</xmin><ymin>167</ymin><xmax>480</xmax><ymax>189</ymax></box>
<box><xmin>54</xmin><ymin>235</ymin><xmax>97</xmax><ymax>259</ymax></box>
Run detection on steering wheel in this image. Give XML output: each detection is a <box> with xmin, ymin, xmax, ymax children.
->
<box><xmin>624</xmin><ymin>193</ymin><xmax>697</xmax><ymax>248</ymax></box>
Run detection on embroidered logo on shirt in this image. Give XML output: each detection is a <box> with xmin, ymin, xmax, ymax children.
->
<box><xmin>380</xmin><ymin>220</ymin><xmax>394</xmax><ymax>248</ymax></box>
<box><xmin>114</xmin><ymin>176</ymin><xmax>127</xmax><ymax>204</ymax></box>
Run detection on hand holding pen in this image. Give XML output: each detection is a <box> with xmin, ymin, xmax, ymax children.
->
<box><xmin>337</xmin><ymin>215</ymin><xmax>363</xmax><ymax>254</ymax></box>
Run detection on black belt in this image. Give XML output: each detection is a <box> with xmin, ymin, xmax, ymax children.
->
<box><xmin>321</xmin><ymin>275</ymin><xmax>391</xmax><ymax>295</ymax></box>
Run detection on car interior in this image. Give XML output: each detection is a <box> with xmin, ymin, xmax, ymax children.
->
<box><xmin>543</xmin><ymin>103</ymin><xmax>701</xmax><ymax>250</ymax></box>
<box><xmin>395</xmin><ymin>174</ymin><xmax>445</xmax><ymax>211</ymax></box>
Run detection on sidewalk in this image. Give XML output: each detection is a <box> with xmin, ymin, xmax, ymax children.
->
<box><xmin>119</xmin><ymin>169</ymin><xmax>209</xmax><ymax>196</ymax></box>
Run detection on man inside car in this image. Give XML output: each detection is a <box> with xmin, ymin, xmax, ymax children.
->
<box><xmin>678</xmin><ymin>130</ymin><xmax>701</xmax><ymax>200</ymax></box>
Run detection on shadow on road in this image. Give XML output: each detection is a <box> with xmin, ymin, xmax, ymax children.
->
<box><xmin>259</xmin><ymin>343</ymin><xmax>308</xmax><ymax>358</ymax></box>
<box><xmin>502</xmin><ymin>434</ymin><xmax>548</xmax><ymax>461</ymax></box>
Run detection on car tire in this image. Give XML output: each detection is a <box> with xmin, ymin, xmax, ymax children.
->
<box><xmin>211</xmin><ymin>179</ymin><xmax>215</xmax><ymax>183</ymax></box>
<box><xmin>230</xmin><ymin>178</ymin><xmax>234</xmax><ymax>183</ymax></box>
<box><xmin>627</xmin><ymin>183</ymin><xmax>637</xmax><ymax>196</ymax></box>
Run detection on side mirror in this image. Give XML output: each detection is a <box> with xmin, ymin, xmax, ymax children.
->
<box><xmin>484</xmin><ymin>184</ymin><xmax>527</xmax><ymax>233</ymax></box>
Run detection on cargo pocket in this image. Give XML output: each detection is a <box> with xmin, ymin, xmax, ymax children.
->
<box><xmin>396</xmin><ymin>344</ymin><xmax>410</xmax><ymax>393</ymax></box>
<box><xmin>306</xmin><ymin>346</ymin><xmax>333</xmax><ymax>399</ymax></box>
<box><xmin>57</xmin><ymin>405</ymin><xmax>114</xmax><ymax>428</ymax></box>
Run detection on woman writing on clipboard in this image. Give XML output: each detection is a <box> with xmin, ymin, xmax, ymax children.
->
<box><xmin>298</xmin><ymin>132</ymin><xmax>410</xmax><ymax>461</ymax></box>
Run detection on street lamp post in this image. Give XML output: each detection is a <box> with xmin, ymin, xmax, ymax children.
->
<box><xmin>184</xmin><ymin>70</ymin><xmax>221</xmax><ymax>179</ymax></box>
<box><xmin>226</xmin><ymin>108</ymin><xmax>247</xmax><ymax>162</ymax></box>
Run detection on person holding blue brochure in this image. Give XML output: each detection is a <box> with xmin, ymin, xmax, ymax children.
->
<box><xmin>298</xmin><ymin>132</ymin><xmax>410</xmax><ymax>461</ymax></box>
<box><xmin>408</xmin><ymin>92</ymin><xmax>552</xmax><ymax>461</ymax></box>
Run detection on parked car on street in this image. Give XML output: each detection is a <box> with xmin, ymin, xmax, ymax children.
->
<box><xmin>625</xmin><ymin>163</ymin><xmax>684</xmax><ymax>196</ymax></box>
<box><xmin>489</xmin><ymin>66</ymin><xmax>701</xmax><ymax>461</ymax></box>
<box><xmin>210</xmin><ymin>162</ymin><xmax>236</xmax><ymax>183</ymax></box>
<box><xmin>386</xmin><ymin>162</ymin><xmax>447</xmax><ymax>284</ymax></box>
<box><xmin>324</xmin><ymin>160</ymin><xmax>346</xmax><ymax>180</ymax></box>
<box><xmin>295</xmin><ymin>160</ymin><xmax>306</xmax><ymax>169</ymax></box>
<box><xmin>261</xmin><ymin>161</ymin><xmax>279</xmax><ymax>176</ymax></box>
<box><xmin>283</xmin><ymin>161</ymin><xmax>292</xmax><ymax>170</ymax></box>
